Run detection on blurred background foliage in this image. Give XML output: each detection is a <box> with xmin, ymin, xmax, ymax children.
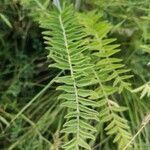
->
<box><xmin>0</xmin><ymin>0</ymin><xmax>149</xmax><ymax>149</ymax></box>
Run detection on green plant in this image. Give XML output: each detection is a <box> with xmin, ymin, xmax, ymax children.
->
<box><xmin>39</xmin><ymin>2</ymin><xmax>133</xmax><ymax>149</ymax></box>
<box><xmin>40</xmin><ymin>4</ymin><xmax>99</xmax><ymax>149</ymax></box>
<box><xmin>0</xmin><ymin>0</ymin><xmax>150</xmax><ymax>150</ymax></box>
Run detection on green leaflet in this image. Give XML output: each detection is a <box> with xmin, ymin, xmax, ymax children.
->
<box><xmin>78</xmin><ymin>138</ymin><xmax>91</xmax><ymax>149</ymax></box>
<box><xmin>0</xmin><ymin>13</ymin><xmax>12</xmax><ymax>28</ymax></box>
<box><xmin>79</xmin><ymin>105</ymin><xmax>99</xmax><ymax>116</ymax></box>
<box><xmin>80</xmin><ymin>112</ymin><xmax>99</xmax><ymax>121</ymax></box>
<box><xmin>78</xmin><ymin>89</ymin><xmax>93</xmax><ymax>97</ymax></box>
<box><xmin>63</xmin><ymin>119</ymin><xmax>77</xmax><ymax>127</ymax></box>
<box><xmin>90</xmin><ymin>86</ymin><xmax>117</xmax><ymax>99</ymax></box>
<box><xmin>132</xmin><ymin>82</ymin><xmax>150</xmax><ymax>99</ymax></box>
<box><xmin>62</xmin><ymin>138</ymin><xmax>77</xmax><ymax>149</ymax></box>
<box><xmin>80</xmin><ymin>129</ymin><xmax>95</xmax><ymax>140</ymax></box>
<box><xmin>56</xmin><ymin>76</ymin><xmax>73</xmax><ymax>85</ymax></box>
<box><xmin>56</xmin><ymin>85</ymin><xmax>74</xmax><ymax>93</ymax></box>
<box><xmin>61</xmin><ymin>126</ymin><xmax>77</xmax><ymax>134</ymax></box>
<box><xmin>96</xmin><ymin>58</ymin><xmax>122</xmax><ymax>66</ymax></box>
<box><xmin>61</xmin><ymin>101</ymin><xmax>77</xmax><ymax>109</ymax></box>
<box><xmin>58</xmin><ymin>94</ymin><xmax>76</xmax><ymax>100</ymax></box>
<box><xmin>77</xmin><ymin>77</ymin><xmax>98</xmax><ymax>87</ymax></box>
<box><xmin>79</xmin><ymin>97</ymin><xmax>100</xmax><ymax>107</ymax></box>
<box><xmin>48</xmin><ymin>63</ymin><xmax>70</xmax><ymax>70</ymax></box>
<box><xmin>79</xmin><ymin>120</ymin><xmax>97</xmax><ymax>132</ymax></box>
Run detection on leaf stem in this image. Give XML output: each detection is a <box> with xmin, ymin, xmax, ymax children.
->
<box><xmin>59</xmin><ymin>14</ymin><xmax>80</xmax><ymax>149</ymax></box>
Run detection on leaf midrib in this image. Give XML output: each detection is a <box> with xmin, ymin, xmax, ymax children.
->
<box><xmin>58</xmin><ymin>14</ymin><xmax>80</xmax><ymax>149</ymax></box>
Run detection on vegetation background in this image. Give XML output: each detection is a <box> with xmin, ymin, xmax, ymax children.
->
<box><xmin>0</xmin><ymin>0</ymin><xmax>150</xmax><ymax>150</ymax></box>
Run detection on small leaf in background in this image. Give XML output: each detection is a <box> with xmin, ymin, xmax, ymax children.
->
<box><xmin>132</xmin><ymin>82</ymin><xmax>150</xmax><ymax>99</ymax></box>
<box><xmin>0</xmin><ymin>13</ymin><xmax>12</xmax><ymax>28</ymax></box>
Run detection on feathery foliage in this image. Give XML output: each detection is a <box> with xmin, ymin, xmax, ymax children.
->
<box><xmin>40</xmin><ymin>4</ymin><xmax>99</xmax><ymax>149</ymax></box>
<box><xmin>40</xmin><ymin>3</ymin><xmax>133</xmax><ymax>149</ymax></box>
<box><xmin>77</xmin><ymin>11</ymin><xmax>132</xmax><ymax>149</ymax></box>
<box><xmin>77</xmin><ymin>11</ymin><xmax>133</xmax><ymax>93</ymax></box>
<box><xmin>0</xmin><ymin>0</ymin><xmax>150</xmax><ymax>149</ymax></box>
